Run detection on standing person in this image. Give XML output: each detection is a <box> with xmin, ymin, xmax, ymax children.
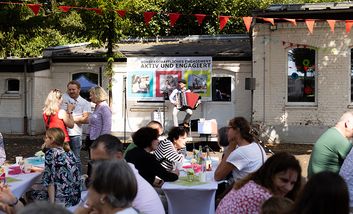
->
<box><xmin>154</xmin><ymin>126</ymin><xmax>187</xmax><ymax>172</ymax></box>
<box><xmin>88</xmin><ymin>134</ymin><xmax>165</xmax><ymax>214</ymax></box>
<box><xmin>62</xmin><ymin>80</ymin><xmax>91</xmax><ymax>174</ymax></box>
<box><xmin>214</xmin><ymin>117</ymin><xmax>267</xmax><ymax>183</ymax></box>
<box><xmin>169</xmin><ymin>79</ymin><xmax>193</xmax><ymax>127</ymax></box>
<box><xmin>88</xmin><ymin>86</ymin><xmax>111</xmax><ymax>143</ymax></box>
<box><xmin>29</xmin><ymin>128</ymin><xmax>81</xmax><ymax>207</ymax></box>
<box><xmin>43</xmin><ymin>89</ymin><xmax>75</xmax><ymax>145</ymax></box>
<box><xmin>307</xmin><ymin>111</ymin><xmax>353</xmax><ymax>178</ymax></box>
<box><xmin>216</xmin><ymin>152</ymin><xmax>302</xmax><ymax>214</ymax></box>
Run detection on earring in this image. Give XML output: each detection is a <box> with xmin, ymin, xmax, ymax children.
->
<box><xmin>100</xmin><ymin>197</ymin><xmax>105</xmax><ymax>204</ymax></box>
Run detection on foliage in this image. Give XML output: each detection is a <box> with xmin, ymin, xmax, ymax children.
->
<box><xmin>0</xmin><ymin>0</ymin><xmax>349</xmax><ymax>58</ymax></box>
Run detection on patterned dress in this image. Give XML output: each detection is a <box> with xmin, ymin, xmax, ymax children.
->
<box><xmin>31</xmin><ymin>147</ymin><xmax>81</xmax><ymax>207</ymax></box>
<box><xmin>216</xmin><ymin>180</ymin><xmax>272</xmax><ymax>214</ymax></box>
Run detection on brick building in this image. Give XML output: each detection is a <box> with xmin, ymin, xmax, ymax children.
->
<box><xmin>252</xmin><ymin>2</ymin><xmax>353</xmax><ymax>143</ymax></box>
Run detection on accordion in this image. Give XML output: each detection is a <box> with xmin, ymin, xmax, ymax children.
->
<box><xmin>176</xmin><ymin>92</ymin><xmax>200</xmax><ymax>110</ymax></box>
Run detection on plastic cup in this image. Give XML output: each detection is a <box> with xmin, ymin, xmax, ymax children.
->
<box><xmin>15</xmin><ymin>156</ymin><xmax>23</xmax><ymax>165</ymax></box>
<box><xmin>199</xmin><ymin>172</ymin><xmax>206</xmax><ymax>182</ymax></box>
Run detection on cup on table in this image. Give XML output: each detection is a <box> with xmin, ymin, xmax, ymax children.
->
<box><xmin>15</xmin><ymin>156</ymin><xmax>23</xmax><ymax>165</ymax></box>
<box><xmin>23</xmin><ymin>159</ymin><xmax>32</xmax><ymax>173</ymax></box>
<box><xmin>199</xmin><ymin>172</ymin><xmax>206</xmax><ymax>182</ymax></box>
<box><xmin>173</xmin><ymin>161</ymin><xmax>183</xmax><ymax>171</ymax></box>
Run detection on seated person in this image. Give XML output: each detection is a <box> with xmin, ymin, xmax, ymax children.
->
<box><xmin>154</xmin><ymin>127</ymin><xmax>187</xmax><ymax>171</ymax></box>
<box><xmin>214</xmin><ymin>117</ymin><xmax>266</xmax><ymax>182</ymax></box>
<box><xmin>217</xmin><ymin>152</ymin><xmax>302</xmax><ymax>214</ymax></box>
<box><xmin>125</xmin><ymin>127</ymin><xmax>179</xmax><ymax>186</ymax></box>
<box><xmin>88</xmin><ymin>134</ymin><xmax>165</xmax><ymax>214</ymax></box>
<box><xmin>28</xmin><ymin>128</ymin><xmax>81</xmax><ymax>207</ymax></box>
<box><xmin>124</xmin><ymin>120</ymin><xmax>164</xmax><ymax>157</ymax></box>
<box><xmin>76</xmin><ymin>160</ymin><xmax>138</xmax><ymax>214</ymax></box>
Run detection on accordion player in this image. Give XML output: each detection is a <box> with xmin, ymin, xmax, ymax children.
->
<box><xmin>176</xmin><ymin>91</ymin><xmax>201</xmax><ymax>110</ymax></box>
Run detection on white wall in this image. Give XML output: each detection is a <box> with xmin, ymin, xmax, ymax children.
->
<box><xmin>111</xmin><ymin>60</ymin><xmax>252</xmax><ymax>135</ymax></box>
<box><xmin>252</xmin><ymin>21</ymin><xmax>353</xmax><ymax>143</ymax></box>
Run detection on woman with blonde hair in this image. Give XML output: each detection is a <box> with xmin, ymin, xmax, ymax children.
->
<box><xmin>88</xmin><ymin>86</ymin><xmax>112</xmax><ymax>143</ymax></box>
<box><xmin>43</xmin><ymin>89</ymin><xmax>75</xmax><ymax>150</ymax></box>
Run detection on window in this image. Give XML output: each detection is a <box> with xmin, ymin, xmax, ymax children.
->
<box><xmin>212</xmin><ymin>77</ymin><xmax>231</xmax><ymax>101</ymax></box>
<box><xmin>287</xmin><ymin>48</ymin><xmax>316</xmax><ymax>103</ymax></box>
<box><xmin>72</xmin><ymin>72</ymin><xmax>98</xmax><ymax>101</ymax></box>
<box><xmin>6</xmin><ymin>79</ymin><xmax>20</xmax><ymax>94</ymax></box>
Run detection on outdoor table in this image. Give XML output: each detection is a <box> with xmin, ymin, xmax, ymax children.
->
<box><xmin>7</xmin><ymin>172</ymin><xmax>42</xmax><ymax>198</ymax></box>
<box><xmin>162</xmin><ymin>173</ymin><xmax>218</xmax><ymax>214</ymax></box>
<box><xmin>162</xmin><ymin>157</ymin><xmax>219</xmax><ymax>214</ymax></box>
<box><xmin>7</xmin><ymin>156</ymin><xmax>44</xmax><ymax>198</ymax></box>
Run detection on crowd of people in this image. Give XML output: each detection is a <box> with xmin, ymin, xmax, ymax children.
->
<box><xmin>0</xmin><ymin>80</ymin><xmax>353</xmax><ymax>213</ymax></box>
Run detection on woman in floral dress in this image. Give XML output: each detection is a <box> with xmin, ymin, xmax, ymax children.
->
<box><xmin>216</xmin><ymin>152</ymin><xmax>302</xmax><ymax>214</ymax></box>
<box><xmin>30</xmin><ymin>128</ymin><xmax>81</xmax><ymax>207</ymax></box>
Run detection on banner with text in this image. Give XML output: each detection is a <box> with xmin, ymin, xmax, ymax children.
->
<box><xmin>127</xmin><ymin>57</ymin><xmax>212</xmax><ymax>100</ymax></box>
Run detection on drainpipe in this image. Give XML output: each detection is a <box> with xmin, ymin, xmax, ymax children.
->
<box><xmin>23</xmin><ymin>60</ymin><xmax>28</xmax><ymax>135</ymax></box>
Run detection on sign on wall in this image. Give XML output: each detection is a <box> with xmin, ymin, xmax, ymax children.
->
<box><xmin>127</xmin><ymin>57</ymin><xmax>212</xmax><ymax>100</ymax></box>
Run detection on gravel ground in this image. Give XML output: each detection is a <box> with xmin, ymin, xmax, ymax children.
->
<box><xmin>2</xmin><ymin>134</ymin><xmax>314</xmax><ymax>178</ymax></box>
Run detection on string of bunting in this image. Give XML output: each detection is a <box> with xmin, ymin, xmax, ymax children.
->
<box><xmin>1</xmin><ymin>1</ymin><xmax>353</xmax><ymax>33</ymax></box>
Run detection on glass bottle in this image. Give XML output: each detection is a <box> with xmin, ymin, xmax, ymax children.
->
<box><xmin>206</xmin><ymin>146</ymin><xmax>212</xmax><ymax>171</ymax></box>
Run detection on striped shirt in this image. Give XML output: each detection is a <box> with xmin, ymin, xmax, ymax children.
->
<box><xmin>154</xmin><ymin>139</ymin><xmax>184</xmax><ymax>171</ymax></box>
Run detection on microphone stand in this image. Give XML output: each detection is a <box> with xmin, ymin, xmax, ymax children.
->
<box><xmin>123</xmin><ymin>76</ymin><xmax>127</xmax><ymax>143</ymax></box>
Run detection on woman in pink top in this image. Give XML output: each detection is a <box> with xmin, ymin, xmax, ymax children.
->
<box><xmin>216</xmin><ymin>152</ymin><xmax>302</xmax><ymax>214</ymax></box>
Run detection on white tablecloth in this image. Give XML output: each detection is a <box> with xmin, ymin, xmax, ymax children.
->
<box><xmin>8</xmin><ymin>172</ymin><xmax>42</xmax><ymax>198</ymax></box>
<box><xmin>162</xmin><ymin>178</ymin><xmax>218</xmax><ymax>214</ymax></box>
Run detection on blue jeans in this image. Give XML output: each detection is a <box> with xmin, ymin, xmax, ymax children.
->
<box><xmin>69</xmin><ymin>135</ymin><xmax>82</xmax><ymax>174</ymax></box>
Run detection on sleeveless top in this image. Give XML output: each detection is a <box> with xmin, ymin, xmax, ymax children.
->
<box><xmin>43</xmin><ymin>111</ymin><xmax>70</xmax><ymax>142</ymax></box>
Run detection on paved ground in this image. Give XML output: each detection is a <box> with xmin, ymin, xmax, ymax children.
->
<box><xmin>2</xmin><ymin>134</ymin><xmax>313</xmax><ymax>178</ymax></box>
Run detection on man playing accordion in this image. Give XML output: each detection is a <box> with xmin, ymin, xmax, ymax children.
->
<box><xmin>169</xmin><ymin>79</ymin><xmax>200</xmax><ymax>128</ymax></box>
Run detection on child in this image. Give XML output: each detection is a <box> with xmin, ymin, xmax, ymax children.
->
<box><xmin>29</xmin><ymin>128</ymin><xmax>81</xmax><ymax>207</ymax></box>
<box><xmin>261</xmin><ymin>196</ymin><xmax>293</xmax><ymax>214</ymax></box>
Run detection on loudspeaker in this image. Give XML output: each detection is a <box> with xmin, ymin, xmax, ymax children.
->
<box><xmin>245</xmin><ymin>78</ymin><xmax>256</xmax><ymax>90</ymax></box>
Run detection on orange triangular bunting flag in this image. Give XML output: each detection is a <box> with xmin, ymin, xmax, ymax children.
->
<box><xmin>263</xmin><ymin>18</ymin><xmax>274</xmax><ymax>26</ymax></box>
<box><xmin>27</xmin><ymin>4</ymin><xmax>41</xmax><ymax>16</ymax></box>
<box><xmin>169</xmin><ymin>13</ymin><xmax>181</xmax><ymax>27</ymax></box>
<box><xmin>194</xmin><ymin>14</ymin><xmax>206</xmax><ymax>26</ymax></box>
<box><xmin>144</xmin><ymin>12</ymin><xmax>156</xmax><ymax>26</ymax></box>
<box><xmin>346</xmin><ymin>20</ymin><xmax>353</xmax><ymax>33</ymax></box>
<box><xmin>219</xmin><ymin>16</ymin><xmax>230</xmax><ymax>31</ymax></box>
<box><xmin>283</xmin><ymin>18</ymin><xmax>296</xmax><ymax>26</ymax></box>
<box><xmin>58</xmin><ymin>6</ymin><xmax>71</xmax><ymax>12</ymax></box>
<box><xmin>116</xmin><ymin>10</ymin><xmax>126</xmax><ymax>17</ymax></box>
<box><xmin>242</xmin><ymin>17</ymin><xmax>252</xmax><ymax>32</ymax></box>
<box><xmin>305</xmin><ymin>19</ymin><xmax>315</xmax><ymax>34</ymax></box>
<box><xmin>327</xmin><ymin>20</ymin><xmax>336</xmax><ymax>32</ymax></box>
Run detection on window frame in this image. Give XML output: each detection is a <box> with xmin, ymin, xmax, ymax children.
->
<box><xmin>286</xmin><ymin>47</ymin><xmax>317</xmax><ymax>106</ymax></box>
<box><xmin>6</xmin><ymin>78</ymin><xmax>20</xmax><ymax>94</ymax></box>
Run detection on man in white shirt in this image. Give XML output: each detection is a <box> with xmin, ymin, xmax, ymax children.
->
<box><xmin>62</xmin><ymin>80</ymin><xmax>91</xmax><ymax>174</ymax></box>
<box><xmin>87</xmin><ymin>134</ymin><xmax>165</xmax><ymax>214</ymax></box>
<box><xmin>169</xmin><ymin>79</ymin><xmax>193</xmax><ymax>127</ymax></box>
